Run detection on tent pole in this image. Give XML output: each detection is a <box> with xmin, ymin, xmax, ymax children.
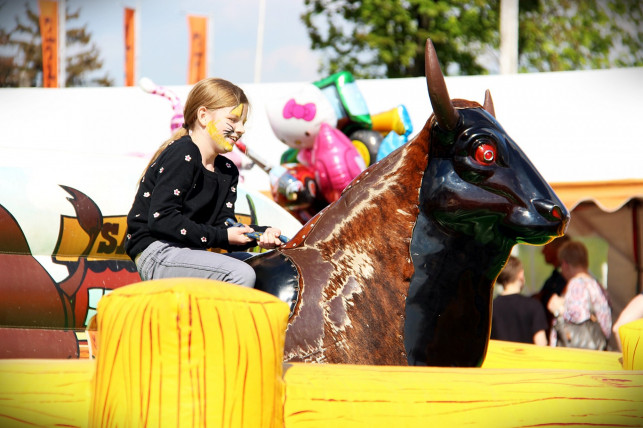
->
<box><xmin>633</xmin><ymin>199</ymin><xmax>641</xmax><ymax>294</ymax></box>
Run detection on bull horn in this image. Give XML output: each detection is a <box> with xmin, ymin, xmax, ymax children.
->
<box><xmin>483</xmin><ymin>89</ymin><xmax>496</xmax><ymax>117</ymax></box>
<box><xmin>425</xmin><ymin>39</ymin><xmax>459</xmax><ymax>131</ymax></box>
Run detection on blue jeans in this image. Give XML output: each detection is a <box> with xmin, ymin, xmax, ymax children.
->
<box><xmin>135</xmin><ymin>241</ymin><xmax>257</xmax><ymax>288</ymax></box>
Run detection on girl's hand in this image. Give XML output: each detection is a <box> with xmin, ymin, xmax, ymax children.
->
<box><xmin>258</xmin><ymin>227</ymin><xmax>284</xmax><ymax>249</ymax></box>
<box><xmin>227</xmin><ymin>225</ymin><xmax>254</xmax><ymax>245</ymax></box>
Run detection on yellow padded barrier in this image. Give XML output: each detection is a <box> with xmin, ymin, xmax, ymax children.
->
<box><xmin>0</xmin><ymin>283</ymin><xmax>641</xmax><ymax>428</ymax></box>
<box><xmin>620</xmin><ymin>318</ymin><xmax>643</xmax><ymax>370</ymax></box>
<box><xmin>0</xmin><ymin>359</ymin><xmax>94</xmax><ymax>428</ymax></box>
<box><xmin>483</xmin><ymin>339</ymin><xmax>623</xmax><ymax>370</ymax></box>
<box><xmin>283</xmin><ymin>363</ymin><xmax>643</xmax><ymax>427</ymax></box>
<box><xmin>89</xmin><ymin>278</ymin><xmax>290</xmax><ymax>428</ymax></box>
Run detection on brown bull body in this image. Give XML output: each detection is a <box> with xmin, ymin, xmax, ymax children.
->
<box><xmin>249</xmin><ymin>39</ymin><xmax>569</xmax><ymax>366</ymax></box>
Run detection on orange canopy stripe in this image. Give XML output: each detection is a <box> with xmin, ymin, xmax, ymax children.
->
<box><xmin>551</xmin><ymin>178</ymin><xmax>643</xmax><ymax>213</ymax></box>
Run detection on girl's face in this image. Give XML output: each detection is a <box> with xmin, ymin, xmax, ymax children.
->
<box><xmin>204</xmin><ymin>104</ymin><xmax>248</xmax><ymax>153</ymax></box>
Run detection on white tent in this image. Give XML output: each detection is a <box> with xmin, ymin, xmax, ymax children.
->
<box><xmin>1</xmin><ymin>67</ymin><xmax>642</xmax><ymax>323</ymax></box>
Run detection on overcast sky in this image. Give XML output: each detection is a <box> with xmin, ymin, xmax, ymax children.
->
<box><xmin>0</xmin><ymin>0</ymin><xmax>324</xmax><ymax>86</ymax></box>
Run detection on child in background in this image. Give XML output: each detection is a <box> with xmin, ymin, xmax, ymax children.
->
<box><xmin>125</xmin><ymin>78</ymin><xmax>283</xmax><ymax>287</ymax></box>
<box><xmin>491</xmin><ymin>256</ymin><xmax>548</xmax><ymax>345</ymax></box>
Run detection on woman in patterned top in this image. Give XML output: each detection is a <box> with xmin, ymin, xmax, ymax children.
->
<box><xmin>547</xmin><ymin>241</ymin><xmax>612</xmax><ymax>348</ymax></box>
<box><xmin>125</xmin><ymin>78</ymin><xmax>284</xmax><ymax>287</ymax></box>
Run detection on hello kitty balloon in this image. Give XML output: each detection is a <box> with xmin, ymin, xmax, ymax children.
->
<box><xmin>266</xmin><ymin>84</ymin><xmax>337</xmax><ymax>153</ymax></box>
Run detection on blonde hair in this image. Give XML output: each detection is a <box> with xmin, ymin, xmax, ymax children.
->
<box><xmin>139</xmin><ymin>78</ymin><xmax>249</xmax><ymax>181</ymax></box>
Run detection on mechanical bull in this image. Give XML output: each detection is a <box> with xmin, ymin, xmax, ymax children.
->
<box><xmin>248</xmin><ymin>39</ymin><xmax>569</xmax><ymax>366</ymax></box>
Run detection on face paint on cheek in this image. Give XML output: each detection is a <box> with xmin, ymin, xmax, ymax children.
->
<box><xmin>230</xmin><ymin>104</ymin><xmax>244</xmax><ymax>118</ymax></box>
<box><xmin>206</xmin><ymin>120</ymin><xmax>233</xmax><ymax>152</ymax></box>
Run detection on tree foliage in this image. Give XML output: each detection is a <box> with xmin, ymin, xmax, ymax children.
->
<box><xmin>301</xmin><ymin>0</ymin><xmax>643</xmax><ymax>78</ymax></box>
<box><xmin>519</xmin><ymin>0</ymin><xmax>643</xmax><ymax>72</ymax></box>
<box><xmin>302</xmin><ymin>0</ymin><xmax>499</xmax><ymax>78</ymax></box>
<box><xmin>1</xmin><ymin>2</ymin><xmax>113</xmax><ymax>87</ymax></box>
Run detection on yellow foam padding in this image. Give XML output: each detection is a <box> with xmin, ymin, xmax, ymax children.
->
<box><xmin>90</xmin><ymin>278</ymin><xmax>290</xmax><ymax>428</ymax></box>
<box><xmin>483</xmin><ymin>339</ymin><xmax>623</xmax><ymax>370</ymax></box>
<box><xmin>620</xmin><ymin>318</ymin><xmax>643</xmax><ymax>370</ymax></box>
<box><xmin>0</xmin><ymin>344</ymin><xmax>637</xmax><ymax>427</ymax></box>
<box><xmin>0</xmin><ymin>359</ymin><xmax>95</xmax><ymax>428</ymax></box>
<box><xmin>283</xmin><ymin>363</ymin><xmax>643</xmax><ymax>427</ymax></box>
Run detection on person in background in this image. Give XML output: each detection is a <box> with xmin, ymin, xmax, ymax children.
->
<box><xmin>125</xmin><ymin>78</ymin><xmax>284</xmax><ymax>288</ymax></box>
<box><xmin>533</xmin><ymin>235</ymin><xmax>571</xmax><ymax>334</ymax></box>
<box><xmin>547</xmin><ymin>241</ymin><xmax>612</xmax><ymax>348</ymax></box>
<box><xmin>491</xmin><ymin>256</ymin><xmax>548</xmax><ymax>346</ymax></box>
<box><xmin>612</xmin><ymin>292</ymin><xmax>643</xmax><ymax>351</ymax></box>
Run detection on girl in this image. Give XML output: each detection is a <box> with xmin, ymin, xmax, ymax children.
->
<box><xmin>125</xmin><ymin>78</ymin><xmax>284</xmax><ymax>287</ymax></box>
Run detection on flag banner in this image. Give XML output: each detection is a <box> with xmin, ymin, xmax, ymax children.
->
<box><xmin>39</xmin><ymin>0</ymin><xmax>58</xmax><ymax>87</ymax></box>
<box><xmin>187</xmin><ymin>15</ymin><xmax>207</xmax><ymax>84</ymax></box>
<box><xmin>124</xmin><ymin>8</ymin><xmax>136</xmax><ymax>86</ymax></box>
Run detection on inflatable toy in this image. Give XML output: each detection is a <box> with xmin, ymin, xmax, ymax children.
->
<box><xmin>314</xmin><ymin>70</ymin><xmax>372</xmax><ymax>134</ymax></box>
<box><xmin>236</xmin><ymin>140</ymin><xmax>323</xmax><ymax>223</ymax></box>
<box><xmin>348</xmin><ymin>129</ymin><xmax>383</xmax><ymax>167</ymax></box>
<box><xmin>376</xmin><ymin>130</ymin><xmax>407</xmax><ymax>161</ymax></box>
<box><xmin>246</xmin><ymin>39</ymin><xmax>570</xmax><ymax>366</ymax></box>
<box><xmin>312</xmin><ymin>123</ymin><xmax>367</xmax><ymax>203</ymax></box>
<box><xmin>268</xmin><ymin>163</ymin><xmax>318</xmax><ymax>211</ymax></box>
<box><xmin>138</xmin><ymin>77</ymin><xmax>184</xmax><ymax>132</ymax></box>
<box><xmin>280</xmin><ymin>147</ymin><xmax>300</xmax><ymax>164</ymax></box>
<box><xmin>366</xmin><ymin>105</ymin><xmax>414</xmax><ymax>161</ymax></box>
<box><xmin>264</xmin><ymin>75</ymin><xmax>413</xmax><ymax>216</ymax></box>
<box><xmin>371</xmin><ymin>104</ymin><xmax>413</xmax><ymax>137</ymax></box>
<box><xmin>265</xmin><ymin>84</ymin><xmax>337</xmax><ymax>152</ymax></box>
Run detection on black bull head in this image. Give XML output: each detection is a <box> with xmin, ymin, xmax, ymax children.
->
<box><xmin>248</xmin><ymin>39</ymin><xmax>569</xmax><ymax>366</ymax></box>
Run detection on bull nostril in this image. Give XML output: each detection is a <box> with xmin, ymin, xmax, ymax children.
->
<box><xmin>533</xmin><ymin>199</ymin><xmax>564</xmax><ymax>222</ymax></box>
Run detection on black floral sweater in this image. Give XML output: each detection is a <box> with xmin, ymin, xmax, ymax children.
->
<box><xmin>125</xmin><ymin>135</ymin><xmax>265</xmax><ymax>260</ymax></box>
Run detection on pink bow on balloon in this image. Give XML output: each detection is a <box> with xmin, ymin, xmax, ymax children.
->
<box><xmin>282</xmin><ymin>99</ymin><xmax>317</xmax><ymax>121</ymax></box>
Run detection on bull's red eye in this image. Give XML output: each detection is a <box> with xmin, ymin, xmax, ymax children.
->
<box><xmin>474</xmin><ymin>143</ymin><xmax>496</xmax><ymax>165</ymax></box>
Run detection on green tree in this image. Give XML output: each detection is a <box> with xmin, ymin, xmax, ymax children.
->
<box><xmin>1</xmin><ymin>3</ymin><xmax>112</xmax><ymax>87</ymax></box>
<box><xmin>302</xmin><ymin>0</ymin><xmax>643</xmax><ymax>78</ymax></box>
<box><xmin>302</xmin><ymin>0</ymin><xmax>499</xmax><ymax>78</ymax></box>
<box><xmin>519</xmin><ymin>0</ymin><xmax>643</xmax><ymax>72</ymax></box>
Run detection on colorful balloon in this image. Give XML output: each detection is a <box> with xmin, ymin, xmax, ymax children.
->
<box><xmin>265</xmin><ymin>84</ymin><xmax>337</xmax><ymax>150</ymax></box>
<box><xmin>314</xmin><ymin>71</ymin><xmax>372</xmax><ymax>134</ymax></box>
<box><xmin>376</xmin><ymin>131</ymin><xmax>408</xmax><ymax>162</ymax></box>
<box><xmin>312</xmin><ymin>123</ymin><xmax>366</xmax><ymax>203</ymax></box>
<box><xmin>269</xmin><ymin>163</ymin><xmax>318</xmax><ymax>211</ymax></box>
<box><xmin>371</xmin><ymin>104</ymin><xmax>413</xmax><ymax>137</ymax></box>
<box><xmin>349</xmin><ymin>129</ymin><xmax>384</xmax><ymax>167</ymax></box>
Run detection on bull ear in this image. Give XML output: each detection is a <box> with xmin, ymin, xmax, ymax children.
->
<box><xmin>483</xmin><ymin>89</ymin><xmax>496</xmax><ymax>118</ymax></box>
<box><xmin>425</xmin><ymin>39</ymin><xmax>459</xmax><ymax>131</ymax></box>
